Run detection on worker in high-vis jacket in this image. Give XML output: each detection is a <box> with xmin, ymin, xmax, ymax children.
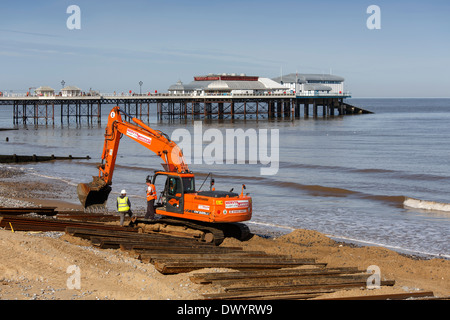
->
<box><xmin>145</xmin><ymin>177</ymin><xmax>157</xmax><ymax>220</ymax></box>
<box><xmin>117</xmin><ymin>189</ymin><xmax>133</xmax><ymax>226</ymax></box>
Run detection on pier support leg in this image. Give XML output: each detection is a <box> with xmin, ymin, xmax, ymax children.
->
<box><xmin>205</xmin><ymin>102</ymin><xmax>212</xmax><ymax>119</ymax></box>
<box><xmin>283</xmin><ymin>100</ymin><xmax>289</xmax><ymax>118</ymax></box>
<box><xmin>268</xmin><ymin>100</ymin><xmax>273</xmax><ymax>118</ymax></box>
<box><xmin>276</xmin><ymin>100</ymin><xmax>281</xmax><ymax>118</ymax></box>
<box><xmin>244</xmin><ymin>101</ymin><xmax>247</xmax><ymax>119</ymax></box>
<box><xmin>230</xmin><ymin>101</ymin><xmax>235</xmax><ymax>119</ymax></box>
<box><xmin>13</xmin><ymin>102</ymin><xmax>17</xmax><ymax>125</ymax></box>
<box><xmin>218</xmin><ymin>102</ymin><xmax>223</xmax><ymax>119</ymax></box>
<box><xmin>98</xmin><ymin>102</ymin><xmax>101</xmax><ymax>124</ymax></box>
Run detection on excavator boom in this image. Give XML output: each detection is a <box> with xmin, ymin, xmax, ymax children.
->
<box><xmin>78</xmin><ymin>107</ymin><xmax>189</xmax><ymax>208</ymax></box>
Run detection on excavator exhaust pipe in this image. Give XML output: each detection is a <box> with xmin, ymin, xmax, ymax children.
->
<box><xmin>77</xmin><ymin>178</ymin><xmax>112</xmax><ymax>209</ymax></box>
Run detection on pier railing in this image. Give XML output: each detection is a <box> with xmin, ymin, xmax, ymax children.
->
<box><xmin>0</xmin><ymin>91</ymin><xmax>351</xmax><ymax>99</ymax></box>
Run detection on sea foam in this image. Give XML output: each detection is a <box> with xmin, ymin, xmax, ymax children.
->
<box><xmin>404</xmin><ymin>197</ymin><xmax>450</xmax><ymax>213</ymax></box>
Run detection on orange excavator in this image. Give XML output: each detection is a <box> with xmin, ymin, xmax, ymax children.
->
<box><xmin>77</xmin><ymin>106</ymin><xmax>252</xmax><ymax>244</ymax></box>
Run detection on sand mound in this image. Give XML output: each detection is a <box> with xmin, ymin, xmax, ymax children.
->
<box><xmin>276</xmin><ymin>229</ymin><xmax>336</xmax><ymax>246</ymax></box>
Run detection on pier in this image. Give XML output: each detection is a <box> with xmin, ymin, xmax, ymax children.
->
<box><xmin>156</xmin><ymin>94</ymin><xmax>369</xmax><ymax>120</ymax></box>
<box><xmin>0</xmin><ymin>95</ymin><xmax>152</xmax><ymax>125</ymax></box>
<box><xmin>0</xmin><ymin>93</ymin><xmax>371</xmax><ymax>125</ymax></box>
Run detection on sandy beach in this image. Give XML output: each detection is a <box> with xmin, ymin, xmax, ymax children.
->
<box><xmin>0</xmin><ymin>166</ymin><xmax>449</xmax><ymax>300</ymax></box>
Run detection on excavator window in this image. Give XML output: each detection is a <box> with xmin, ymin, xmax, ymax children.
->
<box><xmin>182</xmin><ymin>177</ymin><xmax>195</xmax><ymax>193</ymax></box>
<box><xmin>164</xmin><ymin>176</ymin><xmax>184</xmax><ymax>213</ymax></box>
<box><xmin>167</xmin><ymin>177</ymin><xmax>181</xmax><ymax>196</ymax></box>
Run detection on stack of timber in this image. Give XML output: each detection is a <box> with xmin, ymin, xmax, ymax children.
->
<box><xmin>65</xmin><ymin>227</ymin><xmax>321</xmax><ymax>273</ymax></box>
<box><xmin>0</xmin><ymin>215</ymin><xmax>131</xmax><ymax>232</ymax></box>
<box><xmin>63</xmin><ymin>226</ymin><xmax>435</xmax><ymax>300</ymax></box>
<box><xmin>0</xmin><ymin>206</ymin><xmax>58</xmax><ymax>216</ymax></box>
<box><xmin>192</xmin><ymin>267</ymin><xmax>395</xmax><ymax>300</ymax></box>
<box><xmin>65</xmin><ymin>226</ymin><xmax>238</xmax><ymax>255</ymax></box>
<box><xmin>56</xmin><ymin>213</ymin><xmax>119</xmax><ymax>222</ymax></box>
<box><xmin>0</xmin><ymin>206</ymin><xmax>118</xmax><ymax>222</ymax></box>
<box><xmin>0</xmin><ymin>217</ymin><xmax>438</xmax><ymax>300</ymax></box>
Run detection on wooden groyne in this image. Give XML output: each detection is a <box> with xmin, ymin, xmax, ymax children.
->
<box><xmin>341</xmin><ymin>102</ymin><xmax>372</xmax><ymax>115</ymax></box>
<box><xmin>0</xmin><ymin>154</ymin><xmax>91</xmax><ymax>163</ymax></box>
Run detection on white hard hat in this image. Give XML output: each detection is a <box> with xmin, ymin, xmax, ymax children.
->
<box><xmin>121</xmin><ymin>189</ymin><xmax>126</xmax><ymax>194</ymax></box>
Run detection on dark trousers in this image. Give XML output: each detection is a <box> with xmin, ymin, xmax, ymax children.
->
<box><xmin>119</xmin><ymin>210</ymin><xmax>133</xmax><ymax>226</ymax></box>
<box><xmin>145</xmin><ymin>199</ymin><xmax>155</xmax><ymax>220</ymax></box>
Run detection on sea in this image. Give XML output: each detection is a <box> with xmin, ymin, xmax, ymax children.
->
<box><xmin>0</xmin><ymin>98</ymin><xmax>449</xmax><ymax>259</ymax></box>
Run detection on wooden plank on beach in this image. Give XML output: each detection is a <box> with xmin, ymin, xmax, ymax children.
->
<box><xmin>222</xmin><ymin>278</ymin><xmax>395</xmax><ymax>294</ymax></box>
<box><xmin>226</xmin><ymin>274</ymin><xmax>375</xmax><ymax>292</ymax></box>
<box><xmin>65</xmin><ymin>227</ymin><xmax>214</xmax><ymax>246</ymax></box>
<box><xmin>65</xmin><ymin>227</ymin><xmax>146</xmax><ymax>239</ymax></box>
<box><xmin>203</xmin><ymin>280</ymin><xmax>395</xmax><ymax>300</ymax></box>
<box><xmin>91</xmin><ymin>237</ymin><xmax>209</xmax><ymax>249</ymax></box>
<box><xmin>0</xmin><ymin>207</ymin><xmax>57</xmax><ymax>216</ymax></box>
<box><xmin>209</xmin><ymin>280</ymin><xmax>396</xmax><ymax>300</ymax></box>
<box><xmin>201</xmin><ymin>279</ymin><xmax>397</xmax><ymax>300</ymax></box>
<box><xmin>90</xmin><ymin>236</ymin><xmax>216</xmax><ymax>249</ymax></box>
<box><xmin>318</xmin><ymin>291</ymin><xmax>435</xmax><ymax>300</ymax></box>
<box><xmin>0</xmin><ymin>216</ymin><xmax>129</xmax><ymax>232</ymax></box>
<box><xmin>190</xmin><ymin>267</ymin><xmax>361</xmax><ymax>284</ymax></box>
<box><xmin>203</xmin><ymin>288</ymin><xmax>335</xmax><ymax>300</ymax></box>
<box><xmin>154</xmin><ymin>258</ymin><xmax>324</xmax><ymax>274</ymax></box>
<box><xmin>142</xmin><ymin>251</ymin><xmax>268</xmax><ymax>262</ymax></box>
<box><xmin>57</xmin><ymin>214</ymin><xmax>118</xmax><ymax>221</ymax></box>
<box><xmin>134</xmin><ymin>246</ymin><xmax>243</xmax><ymax>258</ymax></box>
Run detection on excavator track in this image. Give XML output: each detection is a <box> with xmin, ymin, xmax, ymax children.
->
<box><xmin>131</xmin><ymin>217</ymin><xmax>250</xmax><ymax>246</ymax></box>
<box><xmin>213</xmin><ymin>221</ymin><xmax>251</xmax><ymax>242</ymax></box>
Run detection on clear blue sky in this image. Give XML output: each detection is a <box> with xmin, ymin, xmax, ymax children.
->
<box><xmin>1</xmin><ymin>0</ymin><xmax>449</xmax><ymax>97</ymax></box>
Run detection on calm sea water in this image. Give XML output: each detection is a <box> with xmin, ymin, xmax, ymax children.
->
<box><xmin>0</xmin><ymin>98</ymin><xmax>449</xmax><ymax>258</ymax></box>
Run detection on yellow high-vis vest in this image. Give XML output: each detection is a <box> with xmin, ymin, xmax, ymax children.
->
<box><xmin>117</xmin><ymin>196</ymin><xmax>130</xmax><ymax>212</ymax></box>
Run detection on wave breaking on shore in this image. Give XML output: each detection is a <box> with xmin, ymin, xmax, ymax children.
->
<box><xmin>404</xmin><ymin>197</ymin><xmax>450</xmax><ymax>213</ymax></box>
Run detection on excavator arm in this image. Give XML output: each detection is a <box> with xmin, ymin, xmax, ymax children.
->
<box><xmin>77</xmin><ymin>106</ymin><xmax>189</xmax><ymax>208</ymax></box>
<box><xmin>100</xmin><ymin>106</ymin><xmax>189</xmax><ymax>183</ymax></box>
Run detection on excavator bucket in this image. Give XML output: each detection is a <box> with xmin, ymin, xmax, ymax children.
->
<box><xmin>77</xmin><ymin>179</ymin><xmax>112</xmax><ymax>209</ymax></box>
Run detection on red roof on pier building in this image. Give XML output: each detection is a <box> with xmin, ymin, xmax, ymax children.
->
<box><xmin>194</xmin><ymin>74</ymin><xmax>258</xmax><ymax>82</ymax></box>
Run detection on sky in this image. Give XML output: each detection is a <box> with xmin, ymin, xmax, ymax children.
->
<box><xmin>0</xmin><ymin>0</ymin><xmax>449</xmax><ymax>97</ymax></box>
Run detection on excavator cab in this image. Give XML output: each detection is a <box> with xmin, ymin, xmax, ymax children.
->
<box><xmin>152</xmin><ymin>171</ymin><xmax>195</xmax><ymax>215</ymax></box>
<box><xmin>165</xmin><ymin>175</ymin><xmax>183</xmax><ymax>214</ymax></box>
